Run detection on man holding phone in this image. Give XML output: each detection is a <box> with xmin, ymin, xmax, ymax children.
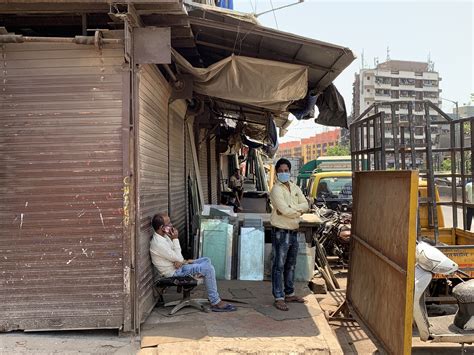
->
<box><xmin>150</xmin><ymin>213</ymin><xmax>236</xmax><ymax>312</ymax></box>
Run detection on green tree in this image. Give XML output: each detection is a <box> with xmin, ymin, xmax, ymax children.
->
<box><xmin>441</xmin><ymin>158</ymin><xmax>451</xmax><ymax>172</ymax></box>
<box><xmin>326</xmin><ymin>144</ymin><xmax>350</xmax><ymax>156</ymax></box>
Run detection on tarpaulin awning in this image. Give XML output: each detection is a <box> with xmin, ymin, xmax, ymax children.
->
<box><xmin>184</xmin><ymin>3</ymin><xmax>356</xmax><ymax>93</ymax></box>
<box><xmin>172</xmin><ymin>49</ymin><xmax>308</xmax><ymax>111</ymax></box>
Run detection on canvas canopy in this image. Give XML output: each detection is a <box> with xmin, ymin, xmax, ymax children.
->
<box><xmin>172</xmin><ymin>49</ymin><xmax>308</xmax><ymax>112</ymax></box>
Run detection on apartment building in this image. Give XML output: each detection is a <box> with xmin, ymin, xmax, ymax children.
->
<box><xmin>353</xmin><ymin>60</ymin><xmax>441</xmax><ymax>118</ymax></box>
<box><xmin>278</xmin><ymin>129</ymin><xmax>341</xmax><ymax>164</ymax></box>
<box><xmin>352</xmin><ymin>60</ymin><xmax>442</xmax><ymax>166</ymax></box>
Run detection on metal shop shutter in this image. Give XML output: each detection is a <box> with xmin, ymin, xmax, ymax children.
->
<box><xmin>209</xmin><ymin>136</ymin><xmax>219</xmax><ymax>204</ymax></box>
<box><xmin>198</xmin><ymin>129</ymin><xmax>209</xmax><ymax>204</ymax></box>
<box><xmin>168</xmin><ymin>100</ymin><xmax>187</xmax><ymax>242</ymax></box>
<box><xmin>0</xmin><ymin>42</ymin><xmax>126</xmax><ymax>331</ymax></box>
<box><xmin>136</xmin><ymin>64</ymin><xmax>170</xmax><ymax>322</ymax></box>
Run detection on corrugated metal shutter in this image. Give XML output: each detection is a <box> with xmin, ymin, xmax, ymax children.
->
<box><xmin>136</xmin><ymin>64</ymin><xmax>170</xmax><ymax>322</ymax></box>
<box><xmin>0</xmin><ymin>42</ymin><xmax>126</xmax><ymax>331</ymax></box>
<box><xmin>198</xmin><ymin>129</ymin><xmax>209</xmax><ymax>204</ymax></box>
<box><xmin>184</xmin><ymin>121</ymin><xmax>195</xmax><ymax>253</ymax></box>
<box><xmin>168</xmin><ymin>100</ymin><xmax>187</xmax><ymax>243</ymax></box>
<box><xmin>209</xmin><ymin>136</ymin><xmax>218</xmax><ymax>204</ymax></box>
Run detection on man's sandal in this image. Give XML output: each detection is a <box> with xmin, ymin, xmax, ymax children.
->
<box><xmin>211</xmin><ymin>303</ymin><xmax>237</xmax><ymax>312</ymax></box>
<box><xmin>274</xmin><ymin>300</ymin><xmax>289</xmax><ymax>311</ymax></box>
<box><xmin>285</xmin><ymin>295</ymin><xmax>306</xmax><ymax>303</ymax></box>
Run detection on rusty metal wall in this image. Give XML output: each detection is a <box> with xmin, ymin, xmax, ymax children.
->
<box><xmin>0</xmin><ymin>42</ymin><xmax>126</xmax><ymax>331</ymax></box>
<box><xmin>198</xmin><ymin>128</ymin><xmax>209</xmax><ymax>204</ymax></box>
<box><xmin>168</xmin><ymin>100</ymin><xmax>187</xmax><ymax>241</ymax></box>
<box><xmin>136</xmin><ymin>64</ymin><xmax>170</xmax><ymax>322</ymax></box>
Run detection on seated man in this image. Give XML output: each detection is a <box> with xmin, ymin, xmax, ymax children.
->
<box><xmin>229</xmin><ymin>168</ymin><xmax>244</xmax><ymax>210</ymax></box>
<box><xmin>149</xmin><ymin>213</ymin><xmax>236</xmax><ymax>312</ymax></box>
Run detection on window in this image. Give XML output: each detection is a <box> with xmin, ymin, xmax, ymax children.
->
<box><xmin>316</xmin><ymin>177</ymin><xmax>352</xmax><ymax>200</ymax></box>
<box><xmin>367</xmin><ymin>89</ymin><xmax>370</xmax><ymax>92</ymax></box>
<box><xmin>367</xmin><ymin>76</ymin><xmax>370</xmax><ymax>80</ymax></box>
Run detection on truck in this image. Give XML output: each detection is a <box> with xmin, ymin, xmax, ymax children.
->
<box><xmin>296</xmin><ymin>156</ymin><xmax>351</xmax><ymax>193</ymax></box>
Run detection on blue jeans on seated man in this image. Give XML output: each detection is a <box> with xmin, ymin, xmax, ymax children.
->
<box><xmin>271</xmin><ymin>228</ymin><xmax>298</xmax><ymax>301</ymax></box>
<box><xmin>173</xmin><ymin>257</ymin><xmax>221</xmax><ymax>305</ymax></box>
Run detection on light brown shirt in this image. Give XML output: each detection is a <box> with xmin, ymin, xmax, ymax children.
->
<box><xmin>270</xmin><ymin>180</ymin><xmax>308</xmax><ymax>230</ymax></box>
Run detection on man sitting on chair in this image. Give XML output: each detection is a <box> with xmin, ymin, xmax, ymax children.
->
<box><xmin>149</xmin><ymin>213</ymin><xmax>236</xmax><ymax>312</ymax></box>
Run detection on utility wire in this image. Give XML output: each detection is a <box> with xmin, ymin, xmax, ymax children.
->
<box><xmin>248</xmin><ymin>0</ymin><xmax>255</xmax><ymax>13</ymax></box>
<box><xmin>269</xmin><ymin>0</ymin><xmax>279</xmax><ymax>29</ymax></box>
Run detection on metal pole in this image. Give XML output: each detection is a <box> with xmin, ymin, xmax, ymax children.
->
<box><xmin>408</xmin><ymin>102</ymin><xmax>417</xmax><ymax>169</ymax></box>
<box><xmin>460</xmin><ymin>121</ymin><xmax>467</xmax><ymax>230</ymax></box>
<box><xmin>380</xmin><ymin>112</ymin><xmax>386</xmax><ymax>169</ymax></box>
<box><xmin>451</xmin><ymin>121</ymin><xmax>458</xmax><ymax>229</ymax></box>
<box><xmin>82</xmin><ymin>14</ymin><xmax>87</xmax><ymax>36</ymax></box>
<box><xmin>391</xmin><ymin>104</ymin><xmax>400</xmax><ymax>170</ymax></box>
<box><xmin>425</xmin><ymin>103</ymin><xmax>439</xmax><ymax>242</ymax></box>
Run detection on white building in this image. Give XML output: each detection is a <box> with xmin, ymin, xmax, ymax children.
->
<box><xmin>352</xmin><ymin>60</ymin><xmax>442</xmax><ymax>167</ymax></box>
<box><xmin>353</xmin><ymin>60</ymin><xmax>441</xmax><ymax>117</ymax></box>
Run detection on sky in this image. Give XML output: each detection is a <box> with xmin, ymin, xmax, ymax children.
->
<box><xmin>233</xmin><ymin>0</ymin><xmax>474</xmax><ymax>142</ymax></box>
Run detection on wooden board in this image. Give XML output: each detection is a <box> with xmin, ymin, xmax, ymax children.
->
<box><xmin>347</xmin><ymin>171</ymin><xmax>418</xmax><ymax>355</ymax></box>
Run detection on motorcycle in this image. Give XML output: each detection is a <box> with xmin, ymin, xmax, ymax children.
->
<box><xmin>314</xmin><ymin>203</ymin><xmax>352</xmax><ymax>264</ymax></box>
<box><xmin>414</xmin><ymin>241</ymin><xmax>474</xmax><ymax>343</ymax></box>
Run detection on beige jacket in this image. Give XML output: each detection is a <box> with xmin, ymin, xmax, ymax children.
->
<box><xmin>270</xmin><ymin>180</ymin><xmax>308</xmax><ymax>230</ymax></box>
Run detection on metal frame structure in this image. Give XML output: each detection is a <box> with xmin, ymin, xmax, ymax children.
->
<box><xmin>350</xmin><ymin>100</ymin><xmax>474</xmax><ymax>244</ymax></box>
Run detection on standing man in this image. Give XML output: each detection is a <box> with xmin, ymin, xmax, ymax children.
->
<box><xmin>466</xmin><ymin>179</ymin><xmax>473</xmax><ymax>231</ymax></box>
<box><xmin>150</xmin><ymin>213</ymin><xmax>236</xmax><ymax>312</ymax></box>
<box><xmin>229</xmin><ymin>168</ymin><xmax>244</xmax><ymax>209</ymax></box>
<box><xmin>270</xmin><ymin>158</ymin><xmax>309</xmax><ymax>311</ymax></box>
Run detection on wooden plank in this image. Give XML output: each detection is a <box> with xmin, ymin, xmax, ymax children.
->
<box><xmin>347</xmin><ymin>171</ymin><xmax>418</xmax><ymax>355</ymax></box>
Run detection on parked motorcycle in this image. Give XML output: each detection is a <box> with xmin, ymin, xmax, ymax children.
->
<box><xmin>414</xmin><ymin>241</ymin><xmax>474</xmax><ymax>343</ymax></box>
<box><xmin>314</xmin><ymin>204</ymin><xmax>352</xmax><ymax>264</ymax></box>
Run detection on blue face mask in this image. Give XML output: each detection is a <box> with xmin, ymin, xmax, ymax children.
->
<box><xmin>277</xmin><ymin>172</ymin><xmax>291</xmax><ymax>183</ymax></box>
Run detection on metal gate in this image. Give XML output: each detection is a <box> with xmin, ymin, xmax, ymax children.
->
<box><xmin>0</xmin><ymin>42</ymin><xmax>127</xmax><ymax>331</ymax></box>
<box><xmin>136</xmin><ymin>64</ymin><xmax>170</xmax><ymax>322</ymax></box>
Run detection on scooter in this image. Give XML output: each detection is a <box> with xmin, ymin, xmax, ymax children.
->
<box><xmin>413</xmin><ymin>241</ymin><xmax>474</xmax><ymax>344</ymax></box>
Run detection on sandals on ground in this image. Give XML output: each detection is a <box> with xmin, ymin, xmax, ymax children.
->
<box><xmin>274</xmin><ymin>300</ymin><xmax>289</xmax><ymax>311</ymax></box>
<box><xmin>284</xmin><ymin>295</ymin><xmax>306</xmax><ymax>303</ymax></box>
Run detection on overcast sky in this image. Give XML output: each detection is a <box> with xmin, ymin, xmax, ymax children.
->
<box><xmin>233</xmin><ymin>0</ymin><xmax>473</xmax><ymax>142</ymax></box>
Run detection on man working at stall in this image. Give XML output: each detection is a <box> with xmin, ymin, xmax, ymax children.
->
<box><xmin>270</xmin><ymin>158</ymin><xmax>309</xmax><ymax>311</ymax></box>
<box><xmin>229</xmin><ymin>168</ymin><xmax>244</xmax><ymax>210</ymax></box>
<box><xmin>150</xmin><ymin>213</ymin><xmax>236</xmax><ymax>312</ymax></box>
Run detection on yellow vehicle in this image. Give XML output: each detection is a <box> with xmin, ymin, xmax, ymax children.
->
<box><xmin>307</xmin><ymin>171</ymin><xmax>353</xmax><ymax>211</ymax></box>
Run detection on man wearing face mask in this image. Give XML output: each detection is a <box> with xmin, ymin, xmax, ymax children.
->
<box><xmin>270</xmin><ymin>158</ymin><xmax>309</xmax><ymax>311</ymax></box>
<box><xmin>150</xmin><ymin>213</ymin><xmax>236</xmax><ymax>312</ymax></box>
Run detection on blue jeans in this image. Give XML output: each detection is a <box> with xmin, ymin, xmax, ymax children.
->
<box><xmin>271</xmin><ymin>228</ymin><xmax>298</xmax><ymax>301</ymax></box>
<box><xmin>173</xmin><ymin>257</ymin><xmax>221</xmax><ymax>305</ymax></box>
